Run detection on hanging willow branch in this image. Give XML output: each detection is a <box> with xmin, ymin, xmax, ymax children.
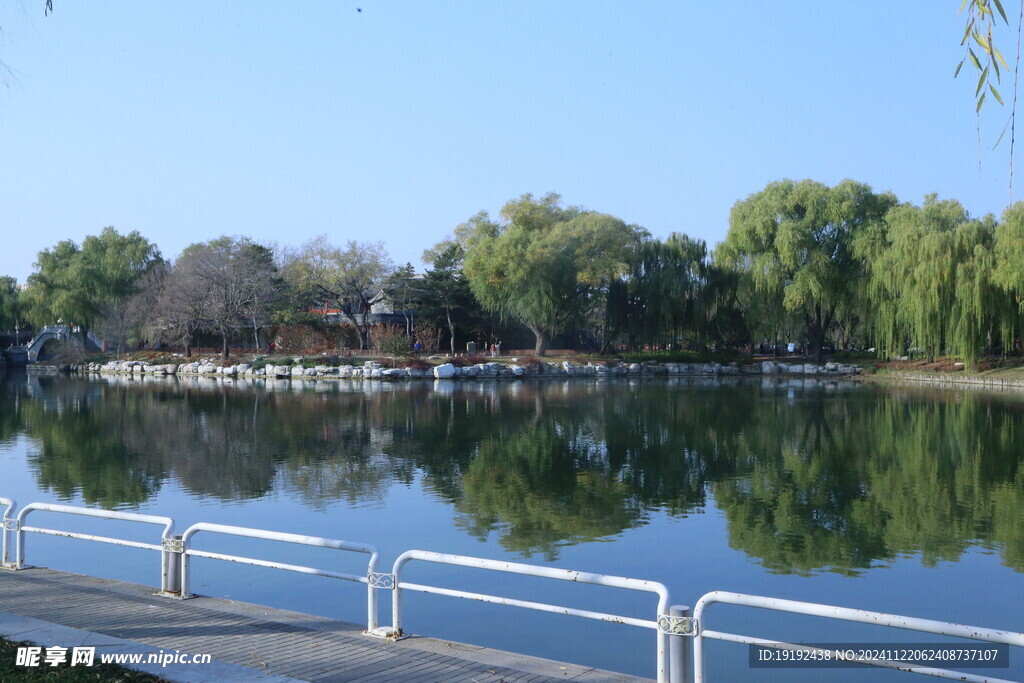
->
<box><xmin>957</xmin><ymin>1</ymin><xmax>1024</xmax><ymax>195</ymax></box>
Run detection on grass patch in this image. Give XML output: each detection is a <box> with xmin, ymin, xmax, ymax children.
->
<box><xmin>0</xmin><ymin>637</ymin><xmax>166</xmax><ymax>682</ymax></box>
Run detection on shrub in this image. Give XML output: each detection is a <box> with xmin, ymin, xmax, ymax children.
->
<box><xmin>451</xmin><ymin>354</ymin><xmax>488</xmax><ymax>367</ymax></box>
<box><xmin>316</xmin><ymin>354</ymin><xmax>354</xmax><ymax>367</ymax></box>
<box><xmin>372</xmin><ymin>324</ymin><xmax>412</xmax><ymax>357</ymax></box>
<box><xmin>275</xmin><ymin>325</ymin><xmax>329</xmax><ymax>354</ymax></box>
<box><xmin>401</xmin><ymin>359</ymin><xmax>433</xmax><ymax>371</ymax></box>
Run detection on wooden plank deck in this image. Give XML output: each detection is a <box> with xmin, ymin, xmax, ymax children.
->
<box><xmin>0</xmin><ymin>567</ymin><xmax>647</xmax><ymax>682</ymax></box>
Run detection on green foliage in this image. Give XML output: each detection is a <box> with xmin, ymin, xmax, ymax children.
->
<box><xmin>372</xmin><ymin>324</ymin><xmax>412</xmax><ymax>356</ymax></box>
<box><xmin>0</xmin><ymin>275</ymin><xmax>21</xmax><ymax>331</ymax></box>
<box><xmin>607</xmin><ymin>234</ymin><xmax>715</xmax><ymax>350</ymax></box>
<box><xmin>25</xmin><ymin>227</ymin><xmax>162</xmax><ymax>335</ymax></box>
<box><xmin>719</xmin><ymin>179</ymin><xmax>896</xmax><ymax>360</ymax></box>
<box><xmin>457</xmin><ymin>423</ymin><xmax>641</xmax><ymax>559</ymax></box>
<box><xmin>462</xmin><ymin>193</ymin><xmax>646</xmax><ymax>355</ymax></box>
<box><xmin>861</xmin><ymin>195</ymin><xmax>1011</xmax><ymax>367</ymax></box>
<box><xmin>383</xmin><ymin>262</ymin><xmax>420</xmax><ymax>337</ymax></box>
<box><xmin>417</xmin><ymin>244</ymin><xmax>478</xmax><ymax>353</ymax></box>
<box><xmin>956</xmin><ymin>0</ymin><xmax>1011</xmax><ymax>119</ymax></box>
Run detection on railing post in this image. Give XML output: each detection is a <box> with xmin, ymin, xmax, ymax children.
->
<box><xmin>669</xmin><ymin>605</ymin><xmax>692</xmax><ymax>683</ymax></box>
<box><xmin>160</xmin><ymin>534</ymin><xmax>183</xmax><ymax>597</ymax></box>
<box><xmin>15</xmin><ymin>515</ymin><xmax>26</xmax><ymax>569</ymax></box>
<box><xmin>0</xmin><ymin>498</ymin><xmax>15</xmax><ymax>569</ymax></box>
<box><xmin>391</xmin><ymin>567</ymin><xmax>403</xmax><ymax>638</ymax></box>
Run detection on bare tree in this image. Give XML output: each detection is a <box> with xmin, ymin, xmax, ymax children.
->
<box><xmin>105</xmin><ymin>264</ymin><xmax>167</xmax><ymax>354</ymax></box>
<box><xmin>285</xmin><ymin>236</ymin><xmax>393</xmax><ymax>350</ymax></box>
<box><xmin>179</xmin><ymin>237</ymin><xmax>278</xmax><ymax>358</ymax></box>
<box><xmin>157</xmin><ymin>258</ymin><xmax>210</xmax><ymax>357</ymax></box>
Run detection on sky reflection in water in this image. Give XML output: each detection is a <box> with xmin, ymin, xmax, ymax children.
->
<box><xmin>0</xmin><ymin>373</ymin><xmax>1021</xmax><ymax>680</ymax></box>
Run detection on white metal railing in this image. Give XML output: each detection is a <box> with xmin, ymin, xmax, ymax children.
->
<box><xmin>692</xmin><ymin>591</ymin><xmax>1024</xmax><ymax>683</ymax></box>
<box><xmin>178</xmin><ymin>522</ymin><xmax>383</xmax><ymax>631</ymax></box>
<box><xmin>388</xmin><ymin>549</ymin><xmax>681</xmax><ymax>682</ymax></box>
<box><xmin>14</xmin><ymin>502</ymin><xmax>178</xmax><ymax>593</ymax></box>
<box><xmin>1</xmin><ymin>497</ymin><xmax>16</xmax><ymax>568</ymax></box>
<box><xmin>4</xmin><ymin>498</ymin><xmax>1023</xmax><ymax>683</ymax></box>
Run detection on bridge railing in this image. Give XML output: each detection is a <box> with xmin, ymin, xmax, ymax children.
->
<box><xmin>3</xmin><ymin>498</ymin><xmax>1022</xmax><ymax>683</ymax></box>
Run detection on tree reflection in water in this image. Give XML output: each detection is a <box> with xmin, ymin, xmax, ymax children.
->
<box><xmin>2</xmin><ymin>374</ymin><xmax>1021</xmax><ymax>573</ymax></box>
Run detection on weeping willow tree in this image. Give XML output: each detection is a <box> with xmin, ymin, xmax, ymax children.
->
<box><xmin>719</xmin><ymin>179</ymin><xmax>896</xmax><ymax>360</ymax></box>
<box><xmin>994</xmin><ymin>202</ymin><xmax>1024</xmax><ymax>347</ymax></box>
<box><xmin>606</xmin><ymin>234</ymin><xmax>712</xmax><ymax>350</ymax></box>
<box><xmin>860</xmin><ymin>195</ymin><xmax>1011</xmax><ymax>366</ymax></box>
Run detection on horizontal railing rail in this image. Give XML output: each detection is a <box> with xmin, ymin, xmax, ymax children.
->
<box><xmin>178</xmin><ymin>521</ymin><xmax>382</xmax><ymax>631</ymax></box>
<box><xmin>389</xmin><ymin>549</ymin><xmax>677</xmax><ymax>682</ymax></box>
<box><xmin>692</xmin><ymin>591</ymin><xmax>1024</xmax><ymax>683</ymax></box>
<box><xmin>5</xmin><ymin>498</ymin><xmax>1022</xmax><ymax>683</ymax></box>
<box><xmin>14</xmin><ymin>502</ymin><xmax>177</xmax><ymax>593</ymax></box>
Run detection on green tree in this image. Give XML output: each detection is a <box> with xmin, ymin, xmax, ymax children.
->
<box><xmin>85</xmin><ymin>228</ymin><xmax>165</xmax><ymax>353</ymax></box>
<box><xmin>608</xmin><ymin>234</ymin><xmax>725</xmax><ymax>351</ymax></box>
<box><xmin>383</xmin><ymin>263</ymin><xmax>419</xmax><ymax>338</ymax></box>
<box><xmin>993</xmin><ymin>201</ymin><xmax>1024</xmax><ymax>346</ymax></box>
<box><xmin>25</xmin><ymin>228</ymin><xmax>162</xmax><ymax>345</ymax></box>
<box><xmin>861</xmin><ymin>195</ymin><xmax>1009</xmax><ymax>366</ymax></box>
<box><xmin>720</xmin><ymin>179</ymin><xmax>896</xmax><ymax>360</ymax></box>
<box><xmin>462</xmin><ymin>193</ymin><xmax>646</xmax><ymax>356</ymax></box>
<box><xmin>418</xmin><ymin>244</ymin><xmax>476</xmax><ymax>353</ymax></box>
<box><xmin>0</xmin><ymin>276</ymin><xmax>21</xmax><ymax>334</ymax></box>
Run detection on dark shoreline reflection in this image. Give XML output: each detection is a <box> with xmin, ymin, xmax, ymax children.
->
<box><xmin>2</xmin><ymin>374</ymin><xmax>1021</xmax><ymax>573</ymax></box>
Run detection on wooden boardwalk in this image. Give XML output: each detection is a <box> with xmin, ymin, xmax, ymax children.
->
<box><xmin>0</xmin><ymin>567</ymin><xmax>647</xmax><ymax>682</ymax></box>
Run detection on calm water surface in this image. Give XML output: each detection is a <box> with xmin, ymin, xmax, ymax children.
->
<box><xmin>0</xmin><ymin>372</ymin><xmax>1021</xmax><ymax>681</ymax></box>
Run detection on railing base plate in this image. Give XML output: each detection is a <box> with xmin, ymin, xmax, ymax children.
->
<box><xmin>365</xmin><ymin>626</ymin><xmax>404</xmax><ymax>640</ymax></box>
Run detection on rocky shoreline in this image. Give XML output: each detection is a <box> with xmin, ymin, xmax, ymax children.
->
<box><xmin>35</xmin><ymin>358</ymin><xmax>864</xmax><ymax>380</ymax></box>
<box><xmin>863</xmin><ymin>370</ymin><xmax>1024</xmax><ymax>392</ymax></box>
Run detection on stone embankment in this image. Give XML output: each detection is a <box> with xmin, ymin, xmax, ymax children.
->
<box><xmin>64</xmin><ymin>359</ymin><xmax>862</xmax><ymax>380</ymax></box>
<box><xmin>872</xmin><ymin>371</ymin><xmax>1024</xmax><ymax>391</ymax></box>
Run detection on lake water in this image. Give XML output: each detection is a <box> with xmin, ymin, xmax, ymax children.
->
<box><xmin>0</xmin><ymin>372</ymin><xmax>1021</xmax><ymax>681</ymax></box>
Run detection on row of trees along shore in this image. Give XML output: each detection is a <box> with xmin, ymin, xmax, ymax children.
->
<box><xmin>4</xmin><ymin>181</ymin><xmax>1024</xmax><ymax>367</ymax></box>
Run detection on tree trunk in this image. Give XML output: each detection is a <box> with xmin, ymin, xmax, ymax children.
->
<box><xmin>342</xmin><ymin>311</ymin><xmax>369</xmax><ymax>350</ymax></box>
<box><xmin>222</xmin><ymin>334</ymin><xmax>230</xmax><ymax>359</ymax></box>
<box><xmin>805</xmin><ymin>304</ymin><xmax>834</xmax><ymax>363</ymax></box>
<box><xmin>447</xmin><ymin>309</ymin><xmax>456</xmax><ymax>355</ymax></box>
<box><xmin>810</xmin><ymin>338</ymin><xmax>823</xmax><ymax>362</ymax></box>
<box><xmin>530</xmin><ymin>325</ymin><xmax>548</xmax><ymax>357</ymax></box>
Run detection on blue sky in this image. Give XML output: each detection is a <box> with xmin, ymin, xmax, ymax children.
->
<box><xmin>0</xmin><ymin>1</ymin><xmax>1012</xmax><ymax>282</ymax></box>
